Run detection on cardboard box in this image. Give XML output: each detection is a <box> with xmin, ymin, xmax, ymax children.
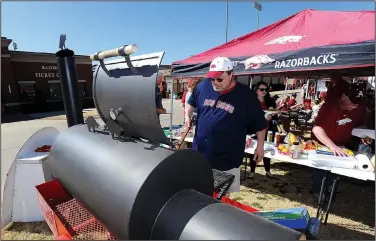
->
<box><xmin>254</xmin><ymin>207</ymin><xmax>310</xmax><ymax>231</ymax></box>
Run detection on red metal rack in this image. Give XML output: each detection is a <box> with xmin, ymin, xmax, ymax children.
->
<box><xmin>36</xmin><ymin>179</ymin><xmax>259</xmax><ymax>240</ymax></box>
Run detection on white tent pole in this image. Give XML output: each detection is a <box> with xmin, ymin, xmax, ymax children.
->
<box><xmin>305</xmin><ymin>79</ymin><xmax>310</xmax><ymax>99</ymax></box>
<box><xmin>169</xmin><ymin>80</ymin><xmax>174</xmax><ymax>144</ymax></box>
<box><xmin>313</xmin><ymin>81</ymin><xmax>317</xmax><ymax>101</ymax></box>
<box><xmin>284</xmin><ymin>77</ymin><xmax>288</xmax><ymax>96</ymax></box>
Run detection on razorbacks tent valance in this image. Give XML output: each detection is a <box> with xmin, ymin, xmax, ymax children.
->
<box><xmin>172</xmin><ymin>9</ymin><xmax>375</xmax><ymax>77</ymax></box>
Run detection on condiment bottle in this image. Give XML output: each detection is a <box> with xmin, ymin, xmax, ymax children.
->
<box><xmin>267</xmin><ymin>131</ymin><xmax>273</xmax><ymax>143</ymax></box>
<box><xmin>291</xmin><ymin>141</ymin><xmax>301</xmax><ymax>159</ymax></box>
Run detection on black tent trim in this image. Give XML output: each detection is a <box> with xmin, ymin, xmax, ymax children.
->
<box><xmin>172</xmin><ymin>41</ymin><xmax>375</xmax><ymax>78</ymax></box>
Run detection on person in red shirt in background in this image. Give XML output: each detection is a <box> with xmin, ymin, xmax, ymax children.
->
<box><xmin>319</xmin><ymin>91</ymin><xmax>327</xmax><ymax>101</ymax></box>
<box><xmin>277</xmin><ymin>96</ymin><xmax>290</xmax><ymax>111</ymax></box>
<box><xmin>181</xmin><ymin>79</ymin><xmax>194</xmax><ymax>120</ymax></box>
<box><xmin>287</xmin><ymin>93</ymin><xmax>297</xmax><ymax>107</ymax></box>
<box><xmin>181</xmin><ymin>86</ymin><xmax>189</xmax><ymax>109</ymax></box>
<box><xmin>276</xmin><ymin>95</ymin><xmax>291</xmax><ymax>133</ymax></box>
<box><xmin>303</xmin><ymin>99</ymin><xmax>312</xmax><ymax>110</ymax></box>
<box><xmin>249</xmin><ymin>81</ymin><xmax>277</xmax><ymax>178</ymax></box>
<box><xmin>181</xmin><ymin>88</ymin><xmax>188</xmax><ymax>108</ymax></box>
<box><xmin>311</xmin><ymin>77</ymin><xmax>372</xmax><ymax>201</ymax></box>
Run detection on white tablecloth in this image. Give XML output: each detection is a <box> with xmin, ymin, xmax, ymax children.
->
<box><xmin>246</xmin><ymin>143</ymin><xmax>374</xmax><ymax>181</ymax></box>
<box><xmin>244</xmin><ymin>144</ymin><xmax>330</xmax><ymax>171</ymax></box>
<box><xmin>169</xmin><ymin>135</ymin><xmax>375</xmax><ymax>181</ymax></box>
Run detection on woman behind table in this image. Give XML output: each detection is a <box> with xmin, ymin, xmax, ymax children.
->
<box><xmin>250</xmin><ymin>81</ymin><xmax>276</xmax><ymax>178</ymax></box>
<box><xmin>184</xmin><ymin>79</ymin><xmax>200</xmax><ymax>120</ymax></box>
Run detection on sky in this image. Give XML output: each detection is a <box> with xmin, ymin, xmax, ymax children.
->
<box><xmin>2</xmin><ymin>1</ymin><xmax>374</xmax><ymax>65</ymax></box>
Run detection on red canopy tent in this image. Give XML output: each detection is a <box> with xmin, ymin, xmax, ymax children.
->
<box><xmin>172</xmin><ymin>9</ymin><xmax>375</xmax><ymax>78</ymax></box>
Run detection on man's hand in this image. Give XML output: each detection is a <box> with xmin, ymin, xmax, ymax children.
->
<box><xmin>185</xmin><ymin>117</ymin><xmax>192</xmax><ymax>129</ymax></box>
<box><xmin>157</xmin><ymin>108</ymin><xmax>167</xmax><ymax>114</ymax></box>
<box><xmin>328</xmin><ymin>144</ymin><xmax>348</xmax><ymax>157</ymax></box>
<box><xmin>312</xmin><ymin>126</ymin><xmax>348</xmax><ymax>157</ymax></box>
<box><xmin>253</xmin><ymin>145</ymin><xmax>264</xmax><ymax>163</ymax></box>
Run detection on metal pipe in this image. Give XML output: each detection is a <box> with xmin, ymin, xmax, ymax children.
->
<box><xmin>254</xmin><ymin>1</ymin><xmax>261</xmax><ymax>30</ymax></box>
<box><xmin>305</xmin><ymin>79</ymin><xmax>310</xmax><ymax>99</ymax></box>
<box><xmin>313</xmin><ymin>81</ymin><xmax>317</xmax><ymax>101</ymax></box>
<box><xmin>169</xmin><ymin>80</ymin><xmax>173</xmax><ymax>144</ymax></box>
<box><xmin>225</xmin><ymin>0</ymin><xmax>229</xmax><ymax>42</ymax></box>
<box><xmin>56</xmin><ymin>49</ymin><xmax>84</xmax><ymax>127</ymax></box>
<box><xmin>151</xmin><ymin>189</ymin><xmax>303</xmax><ymax>240</ymax></box>
<box><xmin>284</xmin><ymin>77</ymin><xmax>288</xmax><ymax>96</ymax></box>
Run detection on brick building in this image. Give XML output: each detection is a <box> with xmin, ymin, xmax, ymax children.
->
<box><xmin>1</xmin><ymin>37</ymin><xmax>94</xmax><ymax>114</ymax></box>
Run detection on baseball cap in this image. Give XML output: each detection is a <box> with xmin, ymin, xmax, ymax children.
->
<box><xmin>206</xmin><ymin>57</ymin><xmax>234</xmax><ymax>79</ymax></box>
<box><xmin>345</xmin><ymin>82</ymin><xmax>366</xmax><ymax>104</ymax></box>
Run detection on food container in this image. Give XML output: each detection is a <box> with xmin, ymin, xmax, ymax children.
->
<box><xmin>277</xmin><ymin>144</ymin><xmax>292</xmax><ymax>156</ymax></box>
<box><xmin>254</xmin><ymin>207</ymin><xmax>311</xmax><ymax>232</ymax></box>
<box><xmin>307</xmin><ymin>217</ymin><xmax>320</xmax><ymax>236</ymax></box>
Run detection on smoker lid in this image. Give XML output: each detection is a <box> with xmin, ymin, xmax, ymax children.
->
<box><xmin>93</xmin><ymin>51</ymin><xmax>171</xmax><ymax>145</ymax></box>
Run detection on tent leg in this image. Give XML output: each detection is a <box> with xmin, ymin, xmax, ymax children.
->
<box><xmin>305</xmin><ymin>79</ymin><xmax>310</xmax><ymax>99</ymax></box>
<box><xmin>284</xmin><ymin>77</ymin><xmax>288</xmax><ymax>96</ymax></box>
<box><xmin>313</xmin><ymin>82</ymin><xmax>317</xmax><ymax>101</ymax></box>
<box><xmin>169</xmin><ymin>81</ymin><xmax>174</xmax><ymax>145</ymax></box>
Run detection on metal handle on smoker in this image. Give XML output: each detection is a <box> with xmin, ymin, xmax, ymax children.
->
<box><xmin>90</xmin><ymin>45</ymin><xmax>138</xmax><ymax>61</ymax></box>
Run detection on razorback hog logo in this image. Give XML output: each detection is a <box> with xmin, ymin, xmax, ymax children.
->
<box><xmin>210</xmin><ymin>64</ymin><xmax>216</xmax><ymax>69</ymax></box>
<box><xmin>337</xmin><ymin>118</ymin><xmax>352</xmax><ymax>126</ymax></box>
<box><xmin>265</xmin><ymin>35</ymin><xmax>306</xmax><ymax>45</ymax></box>
<box><xmin>244</xmin><ymin>55</ymin><xmax>275</xmax><ymax>70</ymax></box>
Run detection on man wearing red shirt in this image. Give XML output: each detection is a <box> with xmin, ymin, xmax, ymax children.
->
<box><xmin>311</xmin><ymin>77</ymin><xmax>369</xmax><ymax>200</ymax></box>
<box><xmin>313</xmin><ymin>78</ymin><xmax>366</xmax><ymax>154</ymax></box>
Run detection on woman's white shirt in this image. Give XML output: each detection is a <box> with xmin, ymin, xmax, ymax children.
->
<box><xmin>184</xmin><ymin>91</ymin><xmax>196</xmax><ymax>117</ymax></box>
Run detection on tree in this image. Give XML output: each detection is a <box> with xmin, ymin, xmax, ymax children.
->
<box><xmin>13</xmin><ymin>42</ymin><xmax>18</xmax><ymax>50</ymax></box>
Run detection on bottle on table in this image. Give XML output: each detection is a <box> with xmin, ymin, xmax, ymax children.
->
<box><xmin>267</xmin><ymin>131</ymin><xmax>273</xmax><ymax>143</ymax></box>
<box><xmin>274</xmin><ymin>132</ymin><xmax>281</xmax><ymax>147</ymax></box>
<box><xmin>291</xmin><ymin>141</ymin><xmax>301</xmax><ymax>159</ymax></box>
<box><xmin>358</xmin><ymin>142</ymin><xmax>372</xmax><ymax>159</ymax></box>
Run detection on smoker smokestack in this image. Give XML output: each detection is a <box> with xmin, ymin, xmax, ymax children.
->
<box><xmin>56</xmin><ymin>49</ymin><xmax>84</xmax><ymax>127</ymax></box>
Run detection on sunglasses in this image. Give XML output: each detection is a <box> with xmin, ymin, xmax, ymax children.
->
<box><xmin>210</xmin><ymin>78</ymin><xmax>224</xmax><ymax>83</ymax></box>
<box><xmin>258</xmin><ymin>88</ymin><xmax>268</xmax><ymax>92</ymax></box>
